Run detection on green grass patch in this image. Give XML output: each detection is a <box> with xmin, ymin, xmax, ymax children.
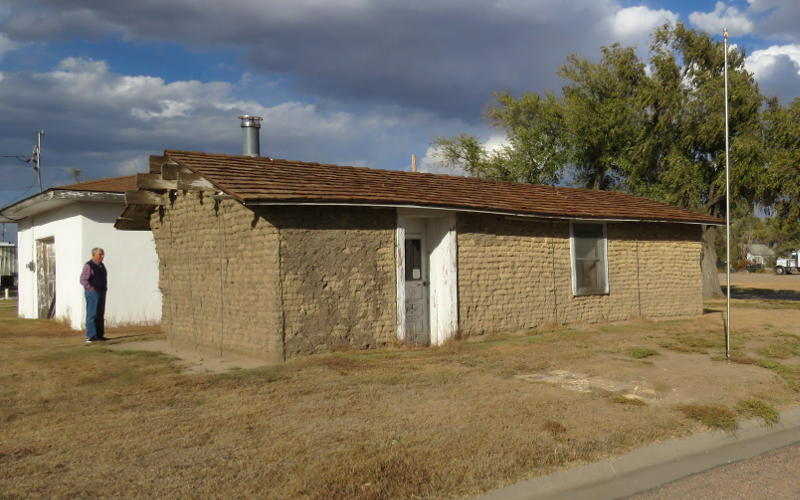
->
<box><xmin>736</xmin><ymin>399</ymin><xmax>779</xmax><ymax>426</ymax></box>
<box><xmin>628</xmin><ymin>348</ymin><xmax>658</xmax><ymax>359</ymax></box>
<box><xmin>728</xmin><ymin>356</ymin><xmax>800</xmax><ymax>390</ymax></box>
<box><xmin>111</xmin><ymin>349</ymin><xmax>178</xmax><ymax>362</ymax></box>
<box><xmin>77</xmin><ymin>367</ymin><xmax>144</xmax><ymax>386</ymax></box>
<box><xmin>676</xmin><ymin>404</ymin><xmax>738</xmax><ymax>432</ymax></box>
<box><xmin>756</xmin><ymin>340</ymin><xmax>800</xmax><ymax>360</ymax></box>
<box><xmin>37</xmin><ymin>347</ymin><xmax>104</xmax><ymax>362</ymax></box>
<box><xmin>217</xmin><ymin>364</ymin><xmax>288</xmax><ymax>382</ymax></box>
<box><xmin>659</xmin><ymin>342</ymin><xmax>707</xmax><ymax>354</ymax></box>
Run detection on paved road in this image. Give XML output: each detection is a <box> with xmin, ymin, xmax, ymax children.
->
<box><xmin>630</xmin><ymin>443</ymin><xmax>800</xmax><ymax>499</ymax></box>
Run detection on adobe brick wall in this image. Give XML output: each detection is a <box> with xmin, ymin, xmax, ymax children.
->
<box><xmin>456</xmin><ymin>214</ymin><xmax>702</xmax><ymax>335</ymax></box>
<box><xmin>150</xmin><ymin>196</ymin><xmax>701</xmax><ymax>358</ymax></box>
<box><xmin>150</xmin><ymin>191</ymin><xmax>283</xmax><ymax>362</ymax></box>
<box><xmin>151</xmin><ymin>199</ymin><xmax>396</xmax><ymax>361</ymax></box>
<box><xmin>262</xmin><ymin>206</ymin><xmax>396</xmax><ymax>358</ymax></box>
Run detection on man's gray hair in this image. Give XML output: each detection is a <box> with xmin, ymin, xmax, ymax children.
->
<box><xmin>91</xmin><ymin>247</ymin><xmax>104</xmax><ymax>256</ymax></box>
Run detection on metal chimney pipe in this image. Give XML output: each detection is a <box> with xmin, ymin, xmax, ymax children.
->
<box><xmin>238</xmin><ymin>115</ymin><xmax>263</xmax><ymax>157</ymax></box>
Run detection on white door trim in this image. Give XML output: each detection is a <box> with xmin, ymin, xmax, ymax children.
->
<box><xmin>396</xmin><ymin>212</ymin><xmax>459</xmax><ymax>346</ymax></box>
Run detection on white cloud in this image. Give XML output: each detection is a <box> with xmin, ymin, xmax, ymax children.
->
<box><xmin>483</xmin><ymin>135</ymin><xmax>510</xmax><ymax>154</ymax></box>
<box><xmin>745</xmin><ymin>44</ymin><xmax>800</xmax><ymax>100</ymax></box>
<box><xmin>416</xmin><ymin>134</ymin><xmax>508</xmax><ymax>176</ymax></box>
<box><xmin>417</xmin><ymin>145</ymin><xmax>464</xmax><ymax>176</ymax></box>
<box><xmin>117</xmin><ymin>156</ymin><xmax>148</xmax><ymax>175</ymax></box>
<box><xmin>611</xmin><ymin>6</ymin><xmax>678</xmax><ymax>41</ymax></box>
<box><xmin>24</xmin><ymin>57</ymin><xmax>375</xmax><ymax>152</ymax></box>
<box><xmin>689</xmin><ymin>2</ymin><xmax>754</xmax><ymax>36</ymax></box>
<box><xmin>0</xmin><ymin>33</ymin><xmax>17</xmax><ymax>59</ymax></box>
<box><xmin>746</xmin><ymin>44</ymin><xmax>800</xmax><ymax>77</ymax></box>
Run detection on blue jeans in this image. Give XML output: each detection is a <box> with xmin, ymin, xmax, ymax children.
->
<box><xmin>85</xmin><ymin>289</ymin><xmax>106</xmax><ymax>340</ymax></box>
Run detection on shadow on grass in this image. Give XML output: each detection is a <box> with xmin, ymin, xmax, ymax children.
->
<box><xmin>729</xmin><ymin>286</ymin><xmax>800</xmax><ymax>301</ymax></box>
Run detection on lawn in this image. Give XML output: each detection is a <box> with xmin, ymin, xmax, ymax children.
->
<box><xmin>1</xmin><ymin>277</ymin><xmax>800</xmax><ymax>499</ymax></box>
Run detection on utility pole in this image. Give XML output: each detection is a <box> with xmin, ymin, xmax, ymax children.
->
<box><xmin>723</xmin><ymin>28</ymin><xmax>731</xmax><ymax>361</ymax></box>
<box><xmin>33</xmin><ymin>130</ymin><xmax>43</xmax><ymax>193</ymax></box>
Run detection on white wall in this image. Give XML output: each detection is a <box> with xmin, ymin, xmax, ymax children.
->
<box><xmin>426</xmin><ymin>214</ymin><xmax>458</xmax><ymax>345</ymax></box>
<box><xmin>16</xmin><ymin>201</ymin><xmax>161</xmax><ymax>329</ymax></box>
<box><xmin>17</xmin><ymin>204</ymin><xmax>84</xmax><ymax>327</ymax></box>
<box><xmin>81</xmin><ymin>203</ymin><xmax>161</xmax><ymax>327</ymax></box>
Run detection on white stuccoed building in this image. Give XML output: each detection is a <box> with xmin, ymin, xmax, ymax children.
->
<box><xmin>0</xmin><ymin>176</ymin><xmax>161</xmax><ymax>329</ymax></box>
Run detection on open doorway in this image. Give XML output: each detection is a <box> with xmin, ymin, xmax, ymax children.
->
<box><xmin>396</xmin><ymin>212</ymin><xmax>458</xmax><ymax>346</ymax></box>
<box><xmin>36</xmin><ymin>237</ymin><xmax>55</xmax><ymax>319</ymax></box>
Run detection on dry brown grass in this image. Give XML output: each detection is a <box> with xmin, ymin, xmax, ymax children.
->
<box><xmin>2</xmin><ymin>285</ymin><xmax>800</xmax><ymax>499</ymax></box>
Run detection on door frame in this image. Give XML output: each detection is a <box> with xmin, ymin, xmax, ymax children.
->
<box><xmin>403</xmin><ymin>231</ymin><xmax>429</xmax><ymax>344</ymax></box>
<box><xmin>396</xmin><ymin>210</ymin><xmax>458</xmax><ymax>345</ymax></box>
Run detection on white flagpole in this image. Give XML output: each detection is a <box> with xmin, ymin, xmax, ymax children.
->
<box><xmin>723</xmin><ymin>28</ymin><xmax>731</xmax><ymax>360</ymax></box>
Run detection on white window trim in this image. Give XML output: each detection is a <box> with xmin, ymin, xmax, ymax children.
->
<box><xmin>569</xmin><ymin>221</ymin><xmax>610</xmax><ymax>296</ymax></box>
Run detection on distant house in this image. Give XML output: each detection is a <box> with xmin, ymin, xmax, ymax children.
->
<box><xmin>745</xmin><ymin>243</ymin><xmax>775</xmax><ymax>267</ymax></box>
<box><xmin>0</xmin><ymin>241</ymin><xmax>16</xmax><ymax>289</ymax></box>
<box><xmin>0</xmin><ymin>177</ymin><xmax>161</xmax><ymax>328</ymax></box>
<box><xmin>117</xmin><ymin>151</ymin><xmax>722</xmax><ymax>362</ymax></box>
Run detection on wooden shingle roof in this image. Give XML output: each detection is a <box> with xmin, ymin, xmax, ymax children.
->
<box><xmin>162</xmin><ymin>150</ymin><xmax>721</xmax><ymax>225</ymax></box>
<box><xmin>55</xmin><ymin>176</ymin><xmax>137</xmax><ymax>193</ymax></box>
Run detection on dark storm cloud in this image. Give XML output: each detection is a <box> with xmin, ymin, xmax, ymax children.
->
<box><xmin>1</xmin><ymin>0</ymin><xmax>670</xmax><ymax>119</ymax></box>
<box><xmin>748</xmin><ymin>0</ymin><xmax>800</xmax><ymax>42</ymax></box>
<box><xmin>0</xmin><ymin>57</ymin><xmax>488</xmax><ymax>207</ymax></box>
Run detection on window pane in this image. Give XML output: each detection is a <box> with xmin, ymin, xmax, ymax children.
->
<box><xmin>572</xmin><ymin>223</ymin><xmax>607</xmax><ymax>295</ymax></box>
<box><xmin>573</xmin><ymin>223</ymin><xmax>603</xmax><ymax>239</ymax></box>
<box><xmin>405</xmin><ymin>239</ymin><xmax>422</xmax><ymax>281</ymax></box>
<box><xmin>576</xmin><ymin>260</ymin><xmax>599</xmax><ymax>294</ymax></box>
<box><xmin>574</xmin><ymin>236</ymin><xmax>599</xmax><ymax>259</ymax></box>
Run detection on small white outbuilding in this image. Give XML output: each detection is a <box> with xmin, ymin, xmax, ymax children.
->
<box><xmin>0</xmin><ymin>176</ymin><xmax>161</xmax><ymax>329</ymax></box>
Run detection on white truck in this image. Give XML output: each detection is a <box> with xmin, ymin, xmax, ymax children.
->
<box><xmin>775</xmin><ymin>250</ymin><xmax>800</xmax><ymax>275</ymax></box>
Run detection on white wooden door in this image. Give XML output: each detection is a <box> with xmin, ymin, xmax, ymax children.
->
<box><xmin>404</xmin><ymin>236</ymin><xmax>429</xmax><ymax>345</ymax></box>
<box><xmin>36</xmin><ymin>237</ymin><xmax>56</xmax><ymax>319</ymax></box>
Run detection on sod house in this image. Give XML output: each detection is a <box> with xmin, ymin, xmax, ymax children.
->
<box><xmin>116</xmin><ymin>150</ymin><xmax>721</xmax><ymax>362</ymax></box>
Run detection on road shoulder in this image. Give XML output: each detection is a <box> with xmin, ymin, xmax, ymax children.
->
<box><xmin>478</xmin><ymin>405</ymin><xmax>800</xmax><ymax>500</ymax></box>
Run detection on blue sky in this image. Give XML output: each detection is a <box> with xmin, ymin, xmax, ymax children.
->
<box><xmin>1</xmin><ymin>0</ymin><xmax>799</xmax><ymax>242</ymax></box>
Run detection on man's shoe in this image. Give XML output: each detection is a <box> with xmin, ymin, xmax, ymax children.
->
<box><xmin>85</xmin><ymin>338</ymin><xmax>96</xmax><ymax>344</ymax></box>
<box><xmin>96</xmin><ymin>337</ymin><xmax>108</xmax><ymax>341</ymax></box>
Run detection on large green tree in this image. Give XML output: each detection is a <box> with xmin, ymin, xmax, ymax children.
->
<box><xmin>434</xmin><ymin>23</ymin><xmax>766</xmax><ymax>297</ymax></box>
<box><xmin>434</xmin><ymin>92</ymin><xmax>567</xmax><ymax>185</ymax></box>
<box><xmin>761</xmin><ymin>97</ymin><xmax>800</xmax><ymax>223</ymax></box>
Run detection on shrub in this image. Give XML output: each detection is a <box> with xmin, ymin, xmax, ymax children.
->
<box><xmin>736</xmin><ymin>399</ymin><xmax>779</xmax><ymax>426</ymax></box>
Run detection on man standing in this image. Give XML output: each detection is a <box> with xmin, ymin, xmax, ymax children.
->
<box><xmin>79</xmin><ymin>248</ymin><xmax>108</xmax><ymax>343</ymax></box>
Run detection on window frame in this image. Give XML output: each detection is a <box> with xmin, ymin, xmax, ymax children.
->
<box><xmin>569</xmin><ymin>221</ymin><xmax>610</xmax><ymax>296</ymax></box>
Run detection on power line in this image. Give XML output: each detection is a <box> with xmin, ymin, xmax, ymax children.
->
<box><xmin>0</xmin><ymin>131</ymin><xmax>44</xmax><ymax>193</ymax></box>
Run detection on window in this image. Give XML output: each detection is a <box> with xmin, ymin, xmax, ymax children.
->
<box><xmin>570</xmin><ymin>223</ymin><xmax>608</xmax><ymax>296</ymax></box>
<box><xmin>405</xmin><ymin>239</ymin><xmax>423</xmax><ymax>281</ymax></box>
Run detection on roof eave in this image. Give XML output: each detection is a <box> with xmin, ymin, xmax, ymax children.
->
<box><xmin>0</xmin><ymin>190</ymin><xmax>125</xmax><ymax>221</ymax></box>
<box><xmin>243</xmin><ymin>200</ymin><xmax>723</xmax><ymax>226</ymax></box>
